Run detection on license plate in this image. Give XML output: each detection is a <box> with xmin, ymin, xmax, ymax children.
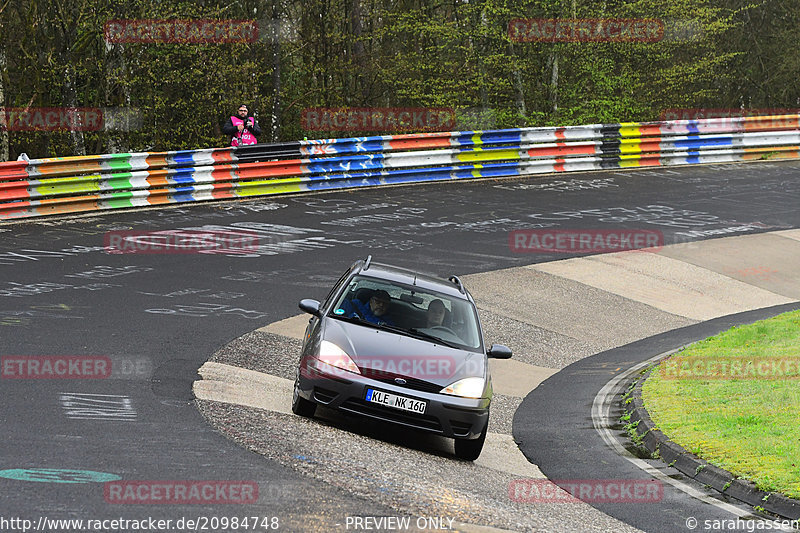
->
<box><xmin>365</xmin><ymin>389</ymin><xmax>426</xmax><ymax>414</ymax></box>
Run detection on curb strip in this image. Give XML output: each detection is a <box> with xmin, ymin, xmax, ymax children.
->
<box><xmin>625</xmin><ymin>368</ymin><xmax>800</xmax><ymax>520</ymax></box>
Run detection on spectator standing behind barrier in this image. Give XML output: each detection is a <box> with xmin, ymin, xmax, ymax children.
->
<box><xmin>222</xmin><ymin>104</ymin><xmax>262</xmax><ymax>147</ymax></box>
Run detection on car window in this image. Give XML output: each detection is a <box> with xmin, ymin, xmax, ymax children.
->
<box><xmin>329</xmin><ymin>275</ymin><xmax>482</xmax><ymax>351</ymax></box>
<box><xmin>321</xmin><ymin>266</ymin><xmax>355</xmax><ymax>310</ymax></box>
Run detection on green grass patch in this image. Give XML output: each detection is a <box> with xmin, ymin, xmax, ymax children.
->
<box><xmin>642</xmin><ymin>310</ymin><xmax>800</xmax><ymax>499</ymax></box>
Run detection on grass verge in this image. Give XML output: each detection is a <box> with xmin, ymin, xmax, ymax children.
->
<box><xmin>642</xmin><ymin>309</ymin><xmax>800</xmax><ymax>499</ymax></box>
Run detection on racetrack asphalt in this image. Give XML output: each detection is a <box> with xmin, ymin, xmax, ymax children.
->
<box><xmin>1</xmin><ymin>160</ymin><xmax>799</xmax><ymax>532</ymax></box>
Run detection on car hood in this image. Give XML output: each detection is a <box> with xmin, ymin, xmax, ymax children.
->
<box><xmin>322</xmin><ymin>317</ymin><xmax>486</xmax><ymax>387</ymax></box>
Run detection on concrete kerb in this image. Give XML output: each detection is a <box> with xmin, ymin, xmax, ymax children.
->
<box><xmin>624</xmin><ymin>365</ymin><xmax>800</xmax><ymax>520</ymax></box>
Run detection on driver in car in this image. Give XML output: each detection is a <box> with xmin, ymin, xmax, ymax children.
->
<box><xmin>426</xmin><ymin>299</ymin><xmax>447</xmax><ymax>328</ymax></box>
<box><xmin>340</xmin><ymin>290</ymin><xmax>395</xmax><ymax>326</ymax></box>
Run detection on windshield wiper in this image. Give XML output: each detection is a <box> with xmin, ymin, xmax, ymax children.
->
<box><xmin>407</xmin><ymin>328</ymin><xmax>460</xmax><ymax>349</ymax></box>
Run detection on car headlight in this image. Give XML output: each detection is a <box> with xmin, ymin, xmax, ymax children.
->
<box><xmin>440</xmin><ymin>377</ymin><xmax>485</xmax><ymax>399</ymax></box>
<box><xmin>316</xmin><ymin>340</ymin><xmax>360</xmax><ymax>375</ymax></box>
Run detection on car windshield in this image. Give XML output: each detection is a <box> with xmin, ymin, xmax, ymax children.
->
<box><xmin>329</xmin><ymin>275</ymin><xmax>482</xmax><ymax>351</ymax></box>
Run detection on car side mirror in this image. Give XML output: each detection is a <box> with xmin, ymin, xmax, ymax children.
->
<box><xmin>299</xmin><ymin>299</ymin><xmax>321</xmax><ymax>317</ymax></box>
<box><xmin>487</xmin><ymin>344</ymin><xmax>512</xmax><ymax>359</ymax></box>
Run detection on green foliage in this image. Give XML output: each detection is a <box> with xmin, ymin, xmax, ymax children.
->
<box><xmin>1</xmin><ymin>0</ymin><xmax>797</xmax><ymax>158</ymax></box>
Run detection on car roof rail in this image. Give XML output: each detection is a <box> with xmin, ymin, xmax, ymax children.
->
<box><xmin>448</xmin><ymin>275</ymin><xmax>465</xmax><ymax>294</ymax></box>
<box><xmin>363</xmin><ymin>255</ymin><xmax>372</xmax><ymax>271</ymax></box>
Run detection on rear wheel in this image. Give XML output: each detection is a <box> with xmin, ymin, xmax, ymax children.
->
<box><xmin>292</xmin><ymin>378</ymin><xmax>317</xmax><ymax>418</ymax></box>
<box><xmin>454</xmin><ymin>418</ymin><xmax>488</xmax><ymax>461</ymax></box>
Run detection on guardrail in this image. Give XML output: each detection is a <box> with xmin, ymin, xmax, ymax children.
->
<box><xmin>1</xmin><ymin>114</ymin><xmax>798</xmax><ymax>219</ymax></box>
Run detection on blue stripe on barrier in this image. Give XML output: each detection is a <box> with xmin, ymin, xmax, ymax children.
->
<box><xmin>171</xmin><ymin>151</ymin><xmax>198</xmax><ymax>166</ymax></box>
<box><xmin>474</xmin><ymin>130</ymin><xmax>524</xmax><ymax>144</ymax></box>
<box><xmin>676</xmin><ymin>137</ymin><xmax>733</xmax><ymax>149</ymax></box>
<box><xmin>304</xmin><ymin>154</ymin><xmax>387</xmax><ymax>173</ymax></box>
<box><xmin>302</xmin><ymin>160</ymin><xmax>526</xmax><ymax>190</ymax></box>
<box><xmin>171</xmin><ymin>191</ymin><xmax>198</xmax><ymax>202</ymax></box>
<box><xmin>171</xmin><ymin>169</ymin><xmax>198</xmax><ymax>184</ymax></box>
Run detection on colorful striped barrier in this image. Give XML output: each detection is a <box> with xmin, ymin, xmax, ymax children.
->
<box><xmin>1</xmin><ymin>115</ymin><xmax>798</xmax><ymax>219</ymax></box>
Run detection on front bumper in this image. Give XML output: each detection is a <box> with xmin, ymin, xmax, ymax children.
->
<box><xmin>296</xmin><ymin>364</ymin><xmax>490</xmax><ymax>439</ymax></box>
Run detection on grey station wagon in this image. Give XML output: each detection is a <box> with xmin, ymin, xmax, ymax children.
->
<box><xmin>292</xmin><ymin>256</ymin><xmax>512</xmax><ymax>460</ymax></box>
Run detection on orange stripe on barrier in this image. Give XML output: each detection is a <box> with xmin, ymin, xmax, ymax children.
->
<box><xmin>741</xmin><ymin>148</ymin><xmax>800</xmax><ymax>160</ymax></box>
<box><xmin>742</xmin><ymin>117</ymin><xmax>800</xmax><ymax>131</ymax></box>
<box><xmin>139</xmin><ymin>188</ymin><xmax>173</xmax><ymax>205</ymax></box>
<box><xmin>38</xmin><ymin>198</ymin><xmax>101</xmax><ymax>215</ymax></box>
<box><xmin>36</xmin><ymin>161</ymin><xmax>104</xmax><ymax>176</ymax></box>
<box><xmin>145</xmin><ymin>154</ymin><xmax>170</xmax><ymax>168</ymax></box>
<box><xmin>145</xmin><ymin>176</ymin><xmax>172</xmax><ymax>188</ymax></box>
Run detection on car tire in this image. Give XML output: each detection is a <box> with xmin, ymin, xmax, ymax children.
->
<box><xmin>292</xmin><ymin>378</ymin><xmax>317</xmax><ymax>418</ymax></box>
<box><xmin>454</xmin><ymin>418</ymin><xmax>488</xmax><ymax>461</ymax></box>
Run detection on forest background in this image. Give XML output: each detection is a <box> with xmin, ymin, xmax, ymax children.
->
<box><xmin>0</xmin><ymin>0</ymin><xmax>797</xmax><ymax>160</ymax></box>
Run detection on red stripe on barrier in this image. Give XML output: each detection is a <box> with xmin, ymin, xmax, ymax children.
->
<box><xmin>211</xmin><ymin>167</ymin><xmax>237</xmax><ymax>180</ymax></box>
<box><xmin>634</xmin><ymin>125</ymin><xmax>662</xmax><ymax>136</ymax></box>
<box><xmin>236</xmin><ymin>161</ymin><xmax>303</xmax><ymax>179</ymax></box>
<box><xmin>212</xmin><ymin>150</ymin><xmax>236</xmax><ymax>163</ymax></box>
<box><xmin>0</xmin><ymin>181</ymin><xmax>32</xmax><ymax>201</ymax></box>
<box><xmin>0</xmin><ymin>161</ymin><xmax>30</xmax><ymax>181</ymax></box>
<box><xmin>637</xmin><ymin>141</ymin><xmax>665</xmax><ymax>152</ymax></box>
<box><xmin>388</xmin><ymin>136</ymin><xmax>452</xmax><ymax>150</ymax></box>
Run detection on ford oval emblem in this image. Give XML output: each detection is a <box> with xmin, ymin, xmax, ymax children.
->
<box><xmin>394</xmin><ymin>377</ymin><xmax>407</xmax><ymax>385</ymax></box>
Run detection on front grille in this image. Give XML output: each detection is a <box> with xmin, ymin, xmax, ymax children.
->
<box><xmin>360</xmin><ymin>369</ymin><xmax>443</xmax><ymax>394</ymax></box>
<box><xmin>340</xmin><ymin>398</ymin><xmax>443</xmax><ymax>433</ymax></box>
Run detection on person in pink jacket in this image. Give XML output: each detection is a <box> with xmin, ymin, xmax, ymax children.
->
<box><xmin>222</xmin><ymin>104</ymin><xmax>262</xmax><ymax>147</ymax></box>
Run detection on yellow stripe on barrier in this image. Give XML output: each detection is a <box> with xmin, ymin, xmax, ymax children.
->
<box><xmin>234</xmin><ymin>177</ymin><xmax>305</xmax><ymax>196</ymax></box>
<box><xmin>456</xmin><ymin>149</ymin><xmax>519</xmax><ymax>163</ymax></box>
<box><xmin>619</xmin><ymin>123</ymin><xmax>643</xmax><ymax>137</ymax></box>
<box><xmin>619</xmin><ymin>139</ymin><xmax>644</xmax><ymax>154</ymax></box>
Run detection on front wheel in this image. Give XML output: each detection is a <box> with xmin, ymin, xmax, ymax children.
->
<box><xmin>454</xmin><ymin>418</ymin><xmax>488</xmax><ymax>461</ymax></box>
<box><xmin>292</xmin><ymin>378</ymin><xmax>317</xmax><ymax>418</ymax></box>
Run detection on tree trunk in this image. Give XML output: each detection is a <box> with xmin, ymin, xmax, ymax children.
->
<box><xmin>550</xmin><ymin>52</ymin><xmax>559</xmax><ymax>116</ymax></box>
<box><xmin>0</xmin><ymin>48</ymin><xmax>8</xmax><ymax>162</ymax></box>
